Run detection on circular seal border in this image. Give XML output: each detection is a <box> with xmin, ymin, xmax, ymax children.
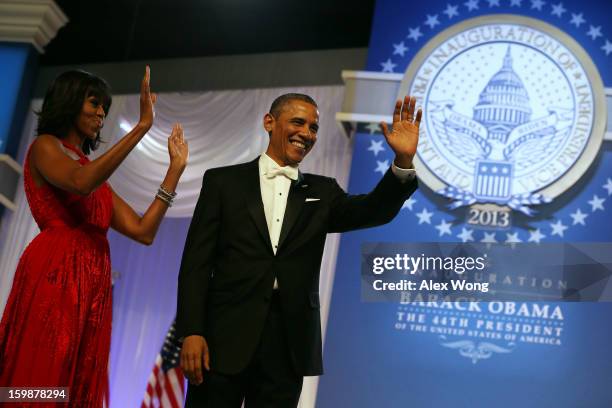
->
<box><xmin>398</xmin><ymin>14</ymin><xmax>607</xmax><ymax>200</ymax></box>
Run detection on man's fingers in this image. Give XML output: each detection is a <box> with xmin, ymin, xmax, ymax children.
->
<box><xmin>379</xmin><ymin>122</ymin><xmax>389</xmax><ymax>139</ymax></box>
<box><xmin>415</xmin><ymin>109</ymin><xmax>423</xmax><ymax>127</ymax></box>
<box><xmin>392</xmin><ymin>100</ymin><xmax>401</xmax><ymax>124</ymax></box>
<box><xmin>203</xmin><ymin>345</ymin><xmax>210</xmax><ymax>371</ymax></box>
<box><xmin>401</xmin><ymin>95</ymin><xmax>410</xmax><ymax>121</ymax></box>
<box><xmin>407</xmin><ymin>96</ymin><xmax>416</xmax><ymax>122</ymax></box>
<box><xmin>181</xmin><ymin>351</ymin><xmax>195</xmax><ymax>382</ymax></box>
<box><xmin>192</xmin><ymin>354</ymin><xmax>203</xmax><ymax>384</ymax></box>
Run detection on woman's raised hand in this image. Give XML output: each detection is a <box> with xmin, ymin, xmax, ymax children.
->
<box><xmin>138</xmin><ymin>66</ymin><xmax>157</xmax><ymax>130</ymax></box>
<box><xmin>168</xmin><ymin>123</ymin><xmax>188</xmax><ymax>172</ymax></box>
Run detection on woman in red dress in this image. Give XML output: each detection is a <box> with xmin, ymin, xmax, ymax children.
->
<box><xmin>0</xmin><ymin>67</ymin><xmax>188</xmax><ymax>406</ymax></box>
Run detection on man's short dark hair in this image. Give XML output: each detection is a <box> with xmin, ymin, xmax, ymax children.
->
<box><xmin>269</xmin><ymin>93</ymin><xmax>317</xmax><ymax>118</ymax></box>
<box><xmin>36</xmin><ymin>70</ymin><xmax>112</xmax><ymax>155</ymax></box>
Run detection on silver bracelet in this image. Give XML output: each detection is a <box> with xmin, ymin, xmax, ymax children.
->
<box><xmin>156</xmin><ymin>190</ymin><xmax>174</xmax><ymax>207</ymax></box>
<box><xmin>159</xmin><ymin>184</ymin><xmax>177</xmax><ymax>198</ymax></box>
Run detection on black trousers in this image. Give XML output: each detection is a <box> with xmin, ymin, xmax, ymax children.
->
<box><xmin>185</xmin><ymin>292</ymin><xmax>303</xmax><ymax>407</ymax></box>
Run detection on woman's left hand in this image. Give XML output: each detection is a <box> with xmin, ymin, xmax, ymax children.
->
<box><xmin>168</xmin><ymin>123</ymin><xmax>188</xmax><ymax>172</ymax></box>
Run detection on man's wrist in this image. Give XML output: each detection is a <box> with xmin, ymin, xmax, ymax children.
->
<box><xmin>393</xmin><ymin>155</ymin><xmax>414</xmax><ymax>169</ymax></box>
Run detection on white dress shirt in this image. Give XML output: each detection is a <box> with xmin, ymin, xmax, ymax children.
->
<box><xmin>258</xmin><ymin>153</ymin><xmax>416</xmax><ymax>289</ymax></box>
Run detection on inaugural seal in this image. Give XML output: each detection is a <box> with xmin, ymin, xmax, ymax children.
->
<box><xmin>398</xmin><ymin>15</ymin><xmax>606</xmax><ymax>226</ymax></box>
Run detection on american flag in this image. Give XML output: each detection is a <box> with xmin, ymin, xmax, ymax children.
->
<box><xmin>141</xmin><ymin>320</ymin><xmax>185</xmax><ymax>408</ymax></box>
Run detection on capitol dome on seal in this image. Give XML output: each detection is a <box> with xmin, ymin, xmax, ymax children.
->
<box><xmin>473</xmin><ymin>46</ymin><xmax>532</xmax><ymax>143</ymax></box>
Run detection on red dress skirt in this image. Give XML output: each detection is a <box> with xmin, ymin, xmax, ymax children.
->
<box><xmin>0</xmin><ymin>141</ymin><xmax>113</xmax><ymax>407</ymax></box>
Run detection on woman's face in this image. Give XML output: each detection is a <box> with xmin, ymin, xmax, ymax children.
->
<box><xmin>74</xmin><ymin>95</ymin><xmax>105</xmax><ymax>140</ymax></box>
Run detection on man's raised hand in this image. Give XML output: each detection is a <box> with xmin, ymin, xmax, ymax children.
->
<box><xmin>380</xmin><ymin>95</ymin><xmax>422</xmax><ymax>169</ymax></box>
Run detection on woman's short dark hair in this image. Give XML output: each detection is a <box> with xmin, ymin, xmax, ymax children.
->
<box><xmin>36</xmin><ymin>70</ymin><xmax>112</xmax><ymax>155</ymax></box>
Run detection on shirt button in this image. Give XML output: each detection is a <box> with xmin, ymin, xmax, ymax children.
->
<box><xmin>276</xmin><ymin>219</ymin><xmax>280</xmax><ymax>222</ymax></box>
<box><xmin>279</xmin><ymin>193</ymin><xmax>282</xmax><ymax>196</ymax></box>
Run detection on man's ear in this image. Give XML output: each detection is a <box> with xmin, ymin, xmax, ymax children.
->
<box><xmin>263</xmin><ymin>113</ymin><xmax>274</xmax><ymax>134</ymax></box>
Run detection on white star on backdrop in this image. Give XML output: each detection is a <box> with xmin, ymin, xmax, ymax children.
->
<box><xmin>505</xmin><ymin>232</ymin><xmax>522</xmax><ymax>243</ymax></box>
<box><xmin>435</xmin><ymin>219</ymin><xmax>453</xmax><ymax>236</ymax></box>
<box><xmin>367</xmin><ymin>139</ymin><xmax>385</xmax><ymax>155</ymax></box>
<box><xmin>601</xmin><ymin>40</ymin><xmax>612</xmax><ymax>56</ymax></box>
<box><xmin>603</xmin><ymin>178</ymin><xmax>612</xmax><ymax>195</ymax></box>
<box><xmin>570</xmin><ymin>208</ymin><xmax>588</xmax><ymax>225</ymax></box>
<box><xmin>550</xmin><ymin>2</ymin><xmax>566</xmax><ymax>17</ymax></box>
<box><xmin>528</xmin><ymin>229</ymin><xmax>546</xmax><ymax>243</ymax></box>
<box><xmin>588</xmin><ymin>195</ymin><xmax>605</xmax><ymax>211</ymax></box>
<box><xmin>365</xmin><ymin>122</ymin><xmax>380</xmax><ymax>134</ymax></box>
<box><xmin>416</xmin><ymin>208</ymin><xmax>434</xmax><ymax>224</ymax></box>
<box><xmin>531</xmin><ymin>0</ymin><xmax>546</xmax><ymax>10</ymax></box>
<box><xmin>481</xmin><ymin>232</ymin><xmax>497</xmax><ymax>243</ymax></box>
<box><xmin>550</xmin><ymin>220</ymin><xmax>568</xmax><ymax>237</ymax></box>
<box><xmin>487</xmin><ymin>0</ymin><xmax>500</xmax><ymax>6</ymax></box>
<box><xmin>510</xmin><ymin>0</ymin><xmax>523</xmax><ymax>7</ymax></box>
<box><xmin>402</xmin><ymin>197</ymin><xmax>417</xmax><ymax>211</ymax></box>
<box><xmin>587</xmin><ymin>25</ymin><xmax>602</xmax><ymax>40</ymax></box>
<box><xmin>464</xmin><ymin>0</ymin><xmax>479</xmax><ymax>11</ymax></box>
<box><xmin>424</xmin><ymin>14</ymin><xmax>440</xmax><ymax>29</ymax></box>
<box><xmin>407</xmin><ymin>27</ymin><xmax>423</xmax><ymax>42</ymax></box>
<box><xmin>570</xmin><ymin>13</ymin><xmax>585</xmax><ymax>27</ymax></box>
<box><xmin>443</xmin><ymin>4</ymin><xmax>460</xmax><ymax>18</ymax></box>
<box><xmin>457</xmin><ymin>228</ymin><xmax>474</xmax><ymax>242</ymax></box>
<box><xmin>375</xmin><ymin>160</ymin><xmax>390</xmax><ymax>175</ymax></box>
<box><xmin>380</xmin><ymin>59</ymin><xmax>397</xmax><ymax>72</ymax></box>
<box><xmin>393</xmin><ymin>41</ymin><xmax>408</xmax><ymax>56</ymax></box>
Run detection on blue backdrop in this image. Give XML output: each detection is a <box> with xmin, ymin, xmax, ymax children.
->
<box><xmin>318</xmin><ymin>0</ymin><xmax>611</xmax><ymax>407</ymax></box>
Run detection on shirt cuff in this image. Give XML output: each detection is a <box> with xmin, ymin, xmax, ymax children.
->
<box><xmin>391</xmin><ymin>163</ymin><xmax>417</xmax><ymax>183</ymax></box>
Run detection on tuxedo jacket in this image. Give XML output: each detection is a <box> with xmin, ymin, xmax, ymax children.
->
<box><xmin>176</xmin><ymin>157</ymin><xmax>417</xmax><ymax>376</ymax></box>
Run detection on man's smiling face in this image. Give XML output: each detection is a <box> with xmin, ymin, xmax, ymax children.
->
<box><xmin>264</xmin><ymin>99</ymin><xmax>319</xmax><ymax>167</ymax></box>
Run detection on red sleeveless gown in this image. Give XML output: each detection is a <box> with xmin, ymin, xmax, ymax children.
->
<box><xmin>0</xmin><ymin>140</ymin><xmax>113</xmax><ymax>407</ymax></box>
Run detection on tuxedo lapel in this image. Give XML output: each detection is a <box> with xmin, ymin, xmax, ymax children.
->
<box><xmin>277</xmin><ymin>173</ymin><xmax>307</xmax><ymax>251</ymax></box>
<box><xmin>244</xmin><ymin>158</ymin><xmax>274</xmax><ymax>254</ymax></box>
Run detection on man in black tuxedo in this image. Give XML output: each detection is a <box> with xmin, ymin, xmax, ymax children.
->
<box><xmin>177</xmin><ymin>93</ymin><xmax>421</xmax><ymax>407</ymax></box>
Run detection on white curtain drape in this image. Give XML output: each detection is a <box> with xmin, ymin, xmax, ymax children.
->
<box><xmin>97</xmin><ymin>87</ymin><xmax>352</xmax><ymax>217</ymax></box>
<box><xmin>0</xmin><ymin>86</ymin><xmax>353</xmax><ymax>407</ymax></box>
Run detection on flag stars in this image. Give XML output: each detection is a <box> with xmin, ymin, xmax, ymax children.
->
<box><xmin>424</xmin><ymin>14</ymin><xmax>440</xmax><ymax>29</ymax></box>
<box><xmin>464</xmin><ymin>0</ymin><xmax>479</xmax><ymax>11</ymax></box>
<box><xmin>550</xmin><ymin>2</ymin><xmax>566</xmax><ymax>17</ymax></box>
<box><xmin>588</xmin><ymin>195</ymin><xmax>605</xmax><ymax>211</ymax></box>
<box><xmin>570</xmin><ymin>208</ymin><xmax>588</xmax><ymax>225</ymax></box>
<box><xmin>510</xmin><ymin>0</ymin><xmax>523</xmax><ymax>6</ymax></box>
<box><xmin>487</xmin><ymin>0</ymin><xmax>500</xmax><ymax>6</ymax></box>
<box><xmin>375</xmin><ymin>160</ymin><xmax>390</xmax><ymax>175</ymax></box>
<box><xmin>457</xmin><ymin>228</ymin><xmax>474</xmax><ymax>242</ymax></box>
<box><xmin>435</xmin><ymin>219</ymin><xmax>453</xmax><ymax>236</ymax></box>
<box><xmin>416</xmin><ymin>208</ymin><xmax>434</xmax><ymax>224</ymax></box>
<box><xmin>402</xmin><ymin>197</ymin><xmax>417</xmax><ymax>211</ymax></box>
<box><xmin>367</xmin><ymin>139</ymin><xmax>385</xmax><ymax>156</ymax></box>
<box><xmin>550</xmin><ymin>220</ymin><xmax>568</xmax><ymax>237</ymax></box>
<box><xmin>587</xmin><ymin>25</ymin><xmax>602</xmax><ymax>40</ymax></box>
<box><xmin>393</xmin><ymin>41</ymin><xmax>409</xmax><ymax>56</ymax></box>
<box><xmin>531</xmin><ymin>0</ymin><xmax>545</xmax><ymax>10</ymax></box>
<box><xmin>528</xmin><ymin>229</ymin><xmax>546</xmax><ymax>243</ymax></box>
<box><xmin>380</xmin><ymin>59</ymin><xmax>397</xmax><ymax>73</ymax></box>
<box><xmin>407</xmin><ymin>27</ymin><xmax>423</xmax><ymax>42</ymax></box>
<box><xmin>443</xmin><ymin>4</ymin><xmax>460</xmax><ymax>18</ymax></box>
<box><xmin>481</xmin><ymin>232</ymin><xmax>497</xmax><ymax>243</ymax></box>
<box><xmin>505</xmin><ymin>232</ymin><xmax>522</xmax><ymax>243</ymax></box>
<box><xmin>570</xmin><ymin>13</ymin><xmax>585</xmax><ymax>27</ymax></box>
<box><xmin>603</xmin><ymin>178</ymin><xmax>612</xmax><ymax>195</ymax></box>
<box><xmin>602</xmin><ymin>40</ymin><xmax>612</xmax><ymax>56</ymax></box>
<box><xmin>365</xmin><ymin>122</ymin><xmax>381</xmax><ymax>134</ymax></box>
